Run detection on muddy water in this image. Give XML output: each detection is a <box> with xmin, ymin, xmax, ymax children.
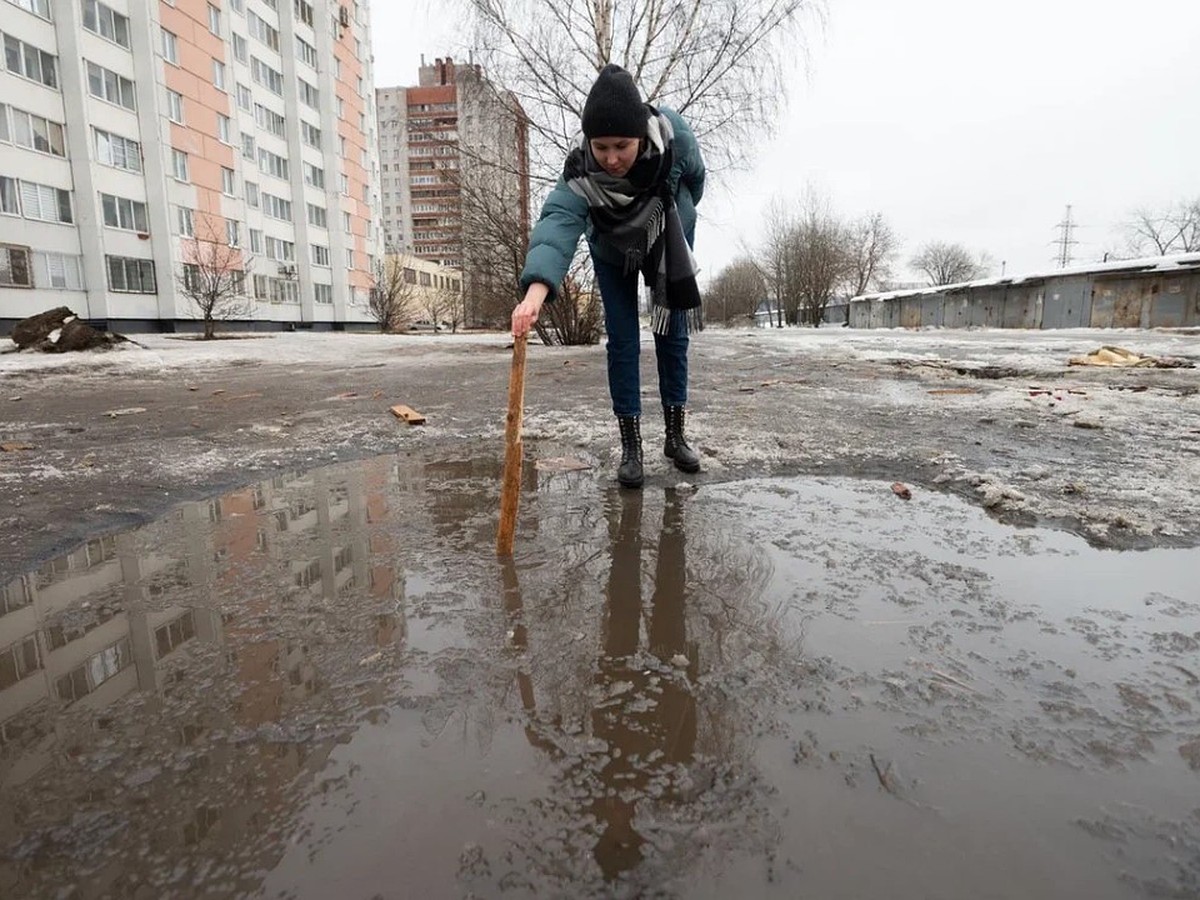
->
<box><xmin>0</xmin><ymin>457</ymin><xmax>1197</xmax><ymax>899</ymax></box>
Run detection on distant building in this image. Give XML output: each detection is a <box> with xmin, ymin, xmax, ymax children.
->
<box><xmin>0</xmin><ymin>0</ymin><xmax>383</xmax><ymax>333</ymax></box>
<box><xmin>849</xmin><ymin>253</ymin><xmax>1200</xmax><ymax>329</ymax></box>
<box><xmin>382</xmin><ymin>251</ymin><xmax>462</xmax><ymax>328</ymax></box>
<box><xmin>376</xmin><ymin>56</ymin><xmax>530</xmax><ymax>325</ymax></box>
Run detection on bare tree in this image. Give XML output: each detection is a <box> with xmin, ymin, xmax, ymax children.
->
<box><xmin>465</xmin><ymin>0</ymin><xmax>820</xmax><ymax>178</ymax></box>
<box><xmin>756</xmin><ymin>194</ymin><xmax>855</xmax><ymax>326</ymax></box>
<box><xmin>791</xmin><ymin>195</ymin><xmax>853</xmax><ymax>327</ymax></box>
<box><xmin>756</xmin><ymin>199</ymin><xmax>798</xmax><ymax>327</ymax></box>
<box><xmin>846</xmin><ymin>212</ymin><xmax>898</xmax><ymax>297</ymax></box>
<box><xmin>177</xmin><ymin>216</ymin><xmax>252</xmax><ymax>340</ymax></box>
<box><xmin>536</xmin><ymin>253</ymin><xmax>604</xmax><ymax>345</ymax></box>
<box><xmin>704</xmin><ymin>257</ymin><xmax>766</xmax><ymax>326</ymax></box>
<box><xmin>367</xmin><ymin>253</ymin><xmax>418</xmax><ymax>333</ymax></box>
<box><xmin>910</xmin><ymin>241</ymin><xmax>990</xmax><ymax>286</ymax></box>
<box><xmin>439</xmin><ymin>279</ymin><xmax>468</xmax><ymax>334</ymax></box>
<box><xmin>415</xmin><ymin>274</ymin><xmax>458</xmax><ymax>332</ymax></box>
<box><xmin>1123</xmin><ymin>198</ymin><xmax>1200</xmax><ymax>257</ymax></box>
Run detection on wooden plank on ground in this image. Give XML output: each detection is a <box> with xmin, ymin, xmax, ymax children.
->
<box><xmin>390</xmin><ymin>404</ymin><xmax>426</xmax><ymax>425</ymax></box>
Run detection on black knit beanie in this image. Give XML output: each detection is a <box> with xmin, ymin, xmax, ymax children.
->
<box><xmin>581</xmin><ymin>64</ymin><xmax>648</xmax><ymax>138</ymax></box>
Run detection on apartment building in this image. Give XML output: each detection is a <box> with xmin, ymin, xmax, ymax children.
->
<box><xmin>0</xmin><ymin>0</ymin><xmax>383</xmax><ymax>333</ymax></box>
<box><xmin>376</xmin><ymin>56</ymin><xmax>529</xmax><ymax>325</ymax></box>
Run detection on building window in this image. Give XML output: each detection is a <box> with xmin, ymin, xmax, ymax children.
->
<box><xmin>0</xmin><ymin>176</ymin><xmax>18</xmax><ymax>215</ymax></box>
<box><xmin>295</xmin><ymin>35</ymin><xmax>317</xmax><ymax>68</ymax></box>
<box><xmin>261</xmin><ymin>193</ymin><xmax>291</xmax><ymax>221</ymax></box>
<box><xmin>298</xmin><ymin>79</ymin><xmax>319</xmax><ymax>109</ymax></box>
<box><xmin>236</xmin><ymin>82</ymin><xmax>252</xmax><ymax>111</ymax></box>
<box><xmin>55</xmin><ymin>639</ymin><xmax>132</xmax><ymax>701</ymax></box>
<box><xmin>312</xmin><ymin>244</ymin><xmax>329</xmax><ymax>266</ymax></box>
<box><xmin>232</xmin><ymin>32</ymin><xmax>247</xmax><ymax>62</ymax></box>
<box><xmin>19</xmin><ymin>181</ymin><xmax>71</xmax><ymax>224</ymax></box>
<box><xmin>161</xmin><ymin>28</ymin><xmax>178</xmax><ymax>64</ymax></box>
<box><xmin>302</xmin><ymin>162</ymin><xmax>324</xmax><ymax>188</ymax></box>
<box><xmin>176</xmin><ymin>205</ymin><xmax>194</xmax><ymax>237</ymax></box>
<box><xmin>0</xmin><ymin>635</ymin><xmax>41</xmax><ymax>690</ymax></box>
<box><xmin>85</xmin><ymin>61</ymin><xmax>134</xmax><ymax>109</ymax></box>
<box><xmin>294</xmin><ymin>0</ymin><xmax>313</xmax><ymax>26</ymax></box>
<box><xmin>171</xmin><ymin>149</ymin><xmax>189</xmax><ymax>182</ymax></box>
<box><xmin>253</xmin><ymin>103</ymin><xmax>285</xmax><ymax>137</ymax></box>
<box><xmin>306</xmin><ymin>203</ymin><xmax>326</xmax><ymax>228</ymax></box>
<box><xmin>100</xmin><ymin>193</ymin><xmax>148</xmax><ymax>232</ymax></box>
<box><xmin>212</xmin><ymin>59</ymin><xmax>226</xmax><ymax>90</ymax></box>
<box><xmin>182</xmin><ymin>263</ymin><xmax>202</xmax><ymax>293</ymax></box>
<box><xmin>248</xmin><ymin>228</ymin><xmax>262</xmax><ymax>253</ymax></box>
<box><xmin>250</xmin><ymin>57</ymin><xmax>283</xmax><ymax>95</ymax></box>
<box><xmin>247</xmin><ymin>12</ymin><xmax>279</xmax><ymax>50</ymax></box>
<box><xmin>244</xmin><ymin>181</ymin><xmax>259</xmax><ymax>207</ymax></box>
<box><xmin>105</xmin><ymin>256</ymin><xmax>156</xmax><ymax>293</ymax></box>
<box><xmin>241</xmin><ymin>133</ymin><xmax>255</xmax><ymax>160</ymax></box>
<box><xmin>221</xmin><ymin>166</ymin><xmax>235</xmax><ymax>195</ymax></box>
<box><xmin>207</xmin><ymin>3</ymin><xmax>221</xmax><ymax>34</ymax></box>
<box><xmin>301</xmin><ymin>120</ymin><xmax>321</xmax><ymax>149</ymax></box>
<box><xmin>155</xmin><ymin>612</ymin><xmax>195</xmax><ymax>660</ymax></box>
<box><xmin>6</xmin><ymin>0</ymin><xmax>51</xmax><ymax>20</ymax></box>
<box><xmin>94</xmin><ymin>127</ymin><xmax>141</xmax><ymax>172</ymax></box>
<box><xmin>32</xmin><ymin>251</ymin><xmax>84</xmax><ymax>290</ymax></box>
<box><xmin>6</xmin><ymin>106</ymin><xmax>66</xmax><ymax>157</ymax></box>
<box><xmin>313</xmin><ymin>282</ymin><xmax>332</xmax><ymax>304</ymax></box>
<box><xmin>263</xmin><ymin>236</ymin><xmax>294</xmax><ymax>261</ymax></box>
<box><xmin>83</xmin><ymin>1</ymin><xmax>130</xmax><ymax>48</ymax></box>
<box><xmin>226</xmin><ymin>219</ymin><xmax>240</xmax><ymax>247</ymax></box>
<box><xmin>0</xmin><ymin>244</ymin><xmax>32</xmax><ymax>287</ymax></box>
<box><xmin>166</xmin><ymin>88</ymin><xmax>184</xmax><ymax>123</ymax></box>
<box><xmin>257</xmin><ymin>148</ymin><xmax>288</xmax><ymax>180</ymax></box>
<box><xmin>4</xmin><ymin>35</ymin><xmax>58</xmax><ymax>88</ymax></box>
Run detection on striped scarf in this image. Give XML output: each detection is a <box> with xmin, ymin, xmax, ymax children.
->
<box><xmin>564</xmin><ymin>109</ymin><xmax>703</xmax><ymax>335</ymax></box>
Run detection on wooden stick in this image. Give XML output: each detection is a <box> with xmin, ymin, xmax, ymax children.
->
<box><xmin>496</xmin><ymin>333</ymin><xmax>528</xmax><ymax>556</ymax></box>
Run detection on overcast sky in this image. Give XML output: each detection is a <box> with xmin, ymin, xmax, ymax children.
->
<box><xmin>374</xmin><ymin>0</ymin><xmax>1199</xmax><ymax>284</ymax></box>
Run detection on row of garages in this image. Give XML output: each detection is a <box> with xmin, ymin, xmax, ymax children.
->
<box><xmin>848</xmin><ymin>253</ymin><xmax>1200</xmax><ymax>329</ymax></box>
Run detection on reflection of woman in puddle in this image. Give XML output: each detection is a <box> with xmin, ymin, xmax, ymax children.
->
<box><xmin>502</xmin><ymin>488</ymin><xmax>774</xmax><ymax>887</ymax></box>
<box><xmin>505</xmin><ymin>490</ymin><xmax>698</xmax><ymax>880</ymax></box>
<box><xmin>590</xmin><ymin>488</ymin><xmax>698</xmax><ymax>879</ymax></box>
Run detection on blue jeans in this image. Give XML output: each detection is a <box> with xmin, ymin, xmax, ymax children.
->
<box><xmin>593</xmin><ymin>253</ymin><xmax>689</xmax><ymax>418</ymax></box>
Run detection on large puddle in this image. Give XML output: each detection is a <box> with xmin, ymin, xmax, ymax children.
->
<box><xmin>1</xmin><ymin>456</ymin><xmax>1198</xmax><ymax>898</ymax></box>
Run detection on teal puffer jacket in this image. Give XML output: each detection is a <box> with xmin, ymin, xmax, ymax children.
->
<box><xmin>519</xmin><ymin>107</ymin><xmax>705</xmax><ymax>300</ymax></box>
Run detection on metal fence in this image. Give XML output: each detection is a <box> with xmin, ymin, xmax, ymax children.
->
<box><xmin>849</xmin><ymin>258</ymin><xmax>1200</xmax><ymax>329</ymax></box>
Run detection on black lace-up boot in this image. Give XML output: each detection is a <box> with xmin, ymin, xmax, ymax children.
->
<box><xmin>663</xmin><ymin>405</ymin><xmax>700</xmax><ymax>473</ymax></box>
<box><xmin>616</xmin><ymin>415</ymin><xmax>644</xmax><ymax>488</ymax></box>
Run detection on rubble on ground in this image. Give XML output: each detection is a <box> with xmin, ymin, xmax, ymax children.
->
<box><xmin>9</xmin><ymin>307</ymin><xmax>128</xmax><ymax>353</ymax></box>
<box><xmin>1068</xmin><ymin>345</ymin><xmax>1194</xmax><ymax>369</ymax></box>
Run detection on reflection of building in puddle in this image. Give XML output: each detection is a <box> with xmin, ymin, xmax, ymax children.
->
<box><xmin>0</xmin><ymin>457</ymin><xmax>407</xmax><ymax>896</ymax></box>
<box><xmin>422</xmin><ymin>456</ymin><xmax>564</xmax><ymax>549</ymax></box>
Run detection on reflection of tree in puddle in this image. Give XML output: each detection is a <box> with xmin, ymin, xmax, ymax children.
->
<box><xmin>500</xmin><ymin>488</ymin><xmax>780</xmax><ymax>891</ymax></box>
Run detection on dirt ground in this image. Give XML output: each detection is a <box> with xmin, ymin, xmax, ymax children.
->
<box><xmin>2</xmin><ymin>326</ymin><xmax>1199</xmax><ymax>898</ymax></box>
<box><xmin>1</xmin><ymin>326</ymin><xmax>1198</xmax><ymax>580</ymax></box>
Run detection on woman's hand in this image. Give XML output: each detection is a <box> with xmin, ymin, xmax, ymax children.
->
<box><xmin>512</xmin><ymin>283</ymin><xmax>549</xmax><ymax>337</ymax></box>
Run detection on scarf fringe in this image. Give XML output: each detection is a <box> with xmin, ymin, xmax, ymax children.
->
<box><xmin>623</xmin><ymin>201</ymin><xmax>665</xmax><ymax>276</ymax></box>
<box><xmin>650</xmin><ymin>302</ymin><xmax>704</xmax><ymax>336</ymax></box>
